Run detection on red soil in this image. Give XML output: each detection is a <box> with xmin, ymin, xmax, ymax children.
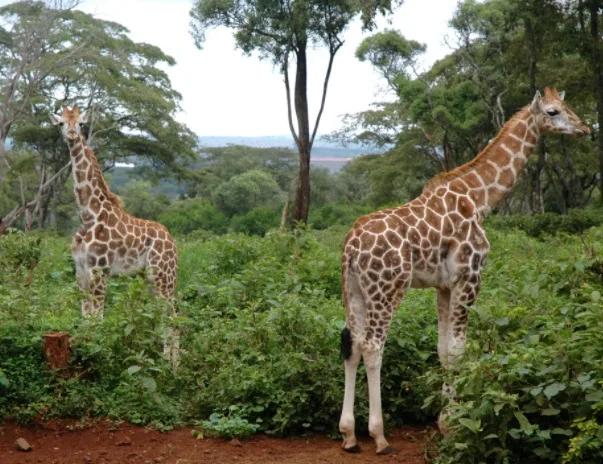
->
<box><xmin>0</xmin><ymin>420</ymin><xmax>430</xmax><ymax>464</ymax></box>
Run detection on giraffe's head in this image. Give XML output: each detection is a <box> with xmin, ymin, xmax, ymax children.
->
<box><xmin>50</xmin><ymin>105</ymin><xmax>89</xmax><ymax>142</ymax></box>
<box><xmin>530</xmin><ymin>87</ymin><xmax>590</xmax><ymax>136</ymax></box>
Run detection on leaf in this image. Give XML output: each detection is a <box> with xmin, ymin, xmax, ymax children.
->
<box><xmin>514</xmin><ymin>411</ymin><xmax>531</xmax><ymax>431</ymax></box>
<box><xmin>543</xmin><ymin>382</ymin><xmax>566</xmax><ymax>399</ymax></box>
<box><xmin>484</xmin><ymin>434</ymin><xmax>499</xmax><ymax>440</ymax></box>
<box><xmin>124</xmin><ymin>324</ymin><xmax>135</xmax><ymax>336</ymax></box>
<box><xmin>591</xmin><ymin>291</ymin><xmax>600</xmax><ymax>302</ymax></box>
<box><xmin>541</xmin><ymin>408</ymin><xmax>560</xmax><ymax>416</ymax></box>
<box><xmin>551</xmin><ymin>428</ymin><xmax>573</xmax><ymax>436</ymax></box>
<box><xmin>127</xmin><ymin>365</ymin><xmax>141</xmax><ymax>376</ymax></box>
<box><xmin>141</xmin><ymin>376</ymin><xmax>157</xmax><ymax>393</ymax></box>
<box><xmin>458</xmin><ymin>418</ymin><xmax>480</xmax><ymax>433</ymax></box>
<box><xmin>585</xmin><ymin>391</ymin><xmax>603</xmax><ymax>402</ymax></box>
<box><xmin>495</xmin><ymin>317</ymin><xmax>509</xmax><ymax>326</ymax></box>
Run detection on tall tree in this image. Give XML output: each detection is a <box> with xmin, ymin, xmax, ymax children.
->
<box><xmin>1</xmin><ymin>2</ymin><xmax>197</xmax><ymax>234</ymax></box>
<box><xmin>190</xmin><ymin>0</ymin><xmax>402</xmax><ymax>225</ymax></box>
<box><xmin>0</xmin><ymin>0</ymin><xmax>83</xmax><ymax>189</ymax></box>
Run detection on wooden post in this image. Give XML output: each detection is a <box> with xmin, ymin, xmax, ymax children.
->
<box><xmin>280</xmin><ymin>199</ymin><xmax>289</xmax><ymax>232</ymax></box>
<box><xmin>43</xmin><ymin>332</ymin><xmax>71</xmax><ymax>371</ymax></box>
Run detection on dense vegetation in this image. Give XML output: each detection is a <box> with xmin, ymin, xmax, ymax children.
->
<box><xmin>1</xmin><ymin>221</ymin><xmax>602</xmax><ymax>463</ymax></box>
<box><xmin>2</xmin><ymin>1</ymin><xmax>603</xmax><ymax>463</ymax></box>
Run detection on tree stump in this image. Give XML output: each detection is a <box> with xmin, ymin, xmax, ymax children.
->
<box><xmin>43</xmin><ymin>332</ymin><xmax>71</xmax><ymax>372</ymax></box>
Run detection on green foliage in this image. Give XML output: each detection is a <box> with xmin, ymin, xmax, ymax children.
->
<box><xmin>231</xmin><ymin>206</ymin><xmax>280</xmax><ymax>236</ymax></box>
<box><xmin>121</xmin><ymin>180</ymin><xmax>171</xmax><ymax>221</ymax></box>
<box><xmin>309</xmin><ymin>203</ymin><xmax>373</xmax><ymax>230</ymax></box>
<box><xmin>1</xmin><ymin>219</ymin><xmax>602</xmax><ymax>463</ymax></box>
<box><xmin>486</xmin><ymin>209</ymin><xmax>603</xmax><ymax>238</ymax></box>
<box><xmin>157</xmin><ymin>198</ymin><xmax>228</xmax><ymax>235</ymax></box>
<box><xmin>0</xmin><ymin>229</ymin><xmax>42</xmax><ymax>284</ymax></box>
<box><xmin>194</xmin><ymin>410</ymin><xmax>260</xmax><ymax>439</ymax></box>
<box><xmin>212</xmin><ymin>169</ymin><xmax>283</xmax><ymax>216</ymax></box>
<box><xmin>429</xmin><ymin>227</ymin><xmax>603</xmax><ymax>463</ymax></box>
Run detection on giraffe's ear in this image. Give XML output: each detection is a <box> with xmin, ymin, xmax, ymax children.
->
<box><xmin>49</xmin><ymin>113</ymin><xmax>62</xmax><ymax>126</ymax></box>
<box><xmin>530</xmin><ymin>90</ymin><xmax>542</xmax><ymax>113</ymax></box>
<box><xmin>80</xmin><ymin>110</ymin><xmax>89</xmax><ymax>124</ymax></box>
<box><xmin>558</xmin><ymin>90</ymin><xmax>566</xmax><ymax>101</ymax></box>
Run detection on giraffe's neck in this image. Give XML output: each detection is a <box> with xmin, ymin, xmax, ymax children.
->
<box><xmin>68</xmin><ymin>135</ymin><xmax>117</xmax><ymax>227</ymax></box>
<box><xmin>445</xmin><ymin>107</ymin><xmax>539</xmax><ymax>215</ymax></box>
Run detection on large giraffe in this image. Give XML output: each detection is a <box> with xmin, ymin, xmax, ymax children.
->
<box><xmin>50</xmin><ymin>105</ymin><xmax>179</xmax><ymax>364</ymax></box>
<box><xmin>338</xmin><ymin>88</ymin><xmax>589</xmax><ymax>454</ymax></box>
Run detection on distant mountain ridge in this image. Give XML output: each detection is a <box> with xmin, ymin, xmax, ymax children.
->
<box><xmin>198</xmin><ymin>135</ymin><xmax>383</xmax><ymax>159</ymax></box>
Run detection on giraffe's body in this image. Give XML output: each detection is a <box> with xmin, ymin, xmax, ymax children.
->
<box><xmin>339</xmin><ymin>88</ymin><xmax>589</xmax><ymax>454</ymax></box>
<box><xmin>51</xmin><ymin>106</ymin><xmax>179</xmax><ymax>363</ymax></box>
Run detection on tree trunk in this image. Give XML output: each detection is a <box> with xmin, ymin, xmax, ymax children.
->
<box><xmin>525</xmin><ymin>16</ymin><xmax>545</xmax><ymax>214</ymax></box>
<box><xmin>0</xmin><ymin>137</ymin><xmax>6</xmax><ymax>189</ymax></box>
<box><xmin>292</xmin><ymin>42</ymin><xmax>311</xmax><ymax>225</ymax></box>
<box><xmin>590</xmin><ymin>2</ymin><xmax>603</xmax><ymax>205</ymax></box>
<box><xmin>43</xmin><ymin>332</ymin><xmax>71</xmax><ymax>372</ymax></box>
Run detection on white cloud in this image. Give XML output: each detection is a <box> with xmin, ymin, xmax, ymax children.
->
<box><xmin>1</xmin><ymin>0</ymin><xmax>458</xmax><ymax>136</ymax></box>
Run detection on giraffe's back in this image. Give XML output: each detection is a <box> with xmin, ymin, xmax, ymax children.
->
<box><xmin>343</xmin><ymin>187</ymin><xmax>489</xmax><ymax>292</ymax></box>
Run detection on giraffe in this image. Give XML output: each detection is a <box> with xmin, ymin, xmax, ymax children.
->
<box><xmin>50</xmin><ymin>105</ymin><xmax>180</xmax><ymax>365</ymax></box>
<box><xmin>338</xmin><ymin>87</ymin><xmax>589</xmax><ymax>454</ymax></box>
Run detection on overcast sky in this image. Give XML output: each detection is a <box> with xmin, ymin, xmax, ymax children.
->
<box><xmin>3</xmin><ymin>0</ymin><xmax>459</xmax><ymax>136</ymax></box>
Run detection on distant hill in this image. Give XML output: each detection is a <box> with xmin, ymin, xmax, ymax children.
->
<box><xmin>198</xmin><ymin>135</ymin><xmax>382</xmax><ymax>159</ymax></box>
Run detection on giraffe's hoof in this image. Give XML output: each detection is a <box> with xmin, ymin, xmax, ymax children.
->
<box><xmin>343</xmin><ymin>444</ymin><xmax>361</xmax><ymax>454</ymax></box>
<box><xmin>376</xmin><ymin>445</ymin><xmax>396</xmax><ymax>456</ymax></box>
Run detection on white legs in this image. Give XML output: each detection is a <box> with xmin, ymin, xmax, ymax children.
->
<box><xmin>363</xmin><ymin>347</ymin><xmax>393</xmax><ymax>454</ymax></box>
<box><xmin>339</xmin><ymin>346</ymin><xmax>361</xmax><ymax>451</ymax></box>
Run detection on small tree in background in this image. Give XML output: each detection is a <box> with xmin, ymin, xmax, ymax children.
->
<box><xmin>190</xmin><ymin>0</ymin><xmax>403</xmax><ymax>226</ymax></box>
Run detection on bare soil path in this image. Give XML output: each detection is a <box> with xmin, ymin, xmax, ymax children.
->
<box><xmin>0</xmin><ymin>420</ymin><xmax>429</xmax><ymax>464</ymax></box>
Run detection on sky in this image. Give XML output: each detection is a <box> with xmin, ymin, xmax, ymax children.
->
<box><xmin>2</xmin><ymin>0</ymin><xmax>460</xmax><ymax>137</ymax></box>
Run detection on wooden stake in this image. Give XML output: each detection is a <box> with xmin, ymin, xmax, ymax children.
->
<box><xmin>43</xmin><ymin>332</ymin><xmax>71</xmax><ymax>371</ymax></box>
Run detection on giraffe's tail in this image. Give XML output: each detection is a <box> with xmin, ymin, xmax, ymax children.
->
<box><xmin>341</xmin><ymin>327</ymin><xmax>352</xmax><ymax>360</ymax></box>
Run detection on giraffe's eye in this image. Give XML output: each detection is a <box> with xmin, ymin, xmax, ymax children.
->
<box><xmin>547</xmin><ymin>109</ymin><xmax>559</xmax><ymax>117</ymax></box>
<box><xmin>59</xmin><ymin>122</ymin><xmax>64</xmax><ymax>127</ymax></box>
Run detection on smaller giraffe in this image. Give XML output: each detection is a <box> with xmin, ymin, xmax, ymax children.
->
<box><xmin>50</xmin><ymin>105</ymin><xmax>179</xmax><ymax>365</ymax></box>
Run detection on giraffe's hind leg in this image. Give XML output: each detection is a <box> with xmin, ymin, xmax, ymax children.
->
<box><xmin>340</xmin><ymin>260</ymin><xmax>410</xmax><ymax>455</ymax></box>
<box><xmin>339</xmin><ymin>270</ymin><xmax>365</xmax><ymax>453</ymax></box>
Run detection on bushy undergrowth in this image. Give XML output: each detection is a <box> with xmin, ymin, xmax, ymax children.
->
<box><xmin>487</xmin><ymin>208</ymin><xmax>603</xmax><ymax>238</ymax></box>
<box><xmin>1</xmin><ymin>223</ymin><xmax>602</xmax><ymax>462</ymax></box>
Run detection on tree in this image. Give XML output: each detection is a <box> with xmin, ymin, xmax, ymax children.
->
<box><xmin>121</xmin><ymin>180</ymin><xmax>170</xmax><ymax>221</ymax></box>
<box><xmin>190</xmin><ymin>0</ymin><xmax>403</xmax><ymax>225</ymax></box>
<box><xmin>0</xmin><ymin>0</ymin><xmax>83</xmax><ymax>189</ymax></box>
<box><xmin>212</xmin><ymin>169</ymin><xmax>282</xmax><ymax>216</ymax></box>
<box><xmin>1</xmin><ymin>2</ymin><xmax>198</xmax><ymax>233</ymax></box>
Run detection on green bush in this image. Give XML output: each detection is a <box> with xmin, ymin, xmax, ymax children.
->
<box><xmin>308</xmin><ymin>203</ymin><xmax>373</xmax><ymax>230</ymax></box>
<box><xmin>1</xmin><ymin>220</ymin><xmax>602</xmax><ymax>463</ymax></box>
<box><xmin>157</xmin><ymin>198</ymin><xmax>228</xmax><ymax>235</ymax></box>
<box><xmin>487</xmin><ymin>209</ymin><xmax>603</xmax><ymax>238</ymax></box>
<box><xmin>430</xmin><ymin>228</ymin><xmax>603</xmax><ymax>463</ymax></box>
<box><xmin>230</xmin><ymin>206</ymin><xmax>280</xmax><ymax>236</ymax></box>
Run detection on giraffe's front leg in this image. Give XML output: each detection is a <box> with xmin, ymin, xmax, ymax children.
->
<box><xmin>83</xmin><ymin>267</ymin><xmax>107</xmax><ymax>319</ymax></box>
<box><xmin>437</xmin><ymin>279</ymin><xmax>480</xmax><ymax>433</ymax></box>
<box><xmin>147</xmin><ymin>262</ymin><xmax>180</xmax><ymax>369</ymax></box>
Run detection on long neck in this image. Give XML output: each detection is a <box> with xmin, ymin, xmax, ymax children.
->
<box><xmin>68</xmin><ymin>135</ymin><xmax>117</xmax><ymax>226</ymax></box>
<box><xmin>446</xmin><ymin>107</ymin><xmax>540</xmax><ymax>215</ymax></box>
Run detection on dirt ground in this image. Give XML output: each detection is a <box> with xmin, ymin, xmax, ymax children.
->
<box><xmin>0</xmin><ymin>420</ymin><xmax>430</xmax><ymax>464</ymax></box>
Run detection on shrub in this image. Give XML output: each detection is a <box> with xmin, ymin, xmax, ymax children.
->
<box><xmin>309</xmin><ymin>203</ymin><xmax>373</xmax><ymax>230</ymax></box>
<box><xmin>231</xmin><ymin>206</ymin><xmax>280</xmax><ymax>236</ymax></box>
<box><xmin>157</xmin><ymin>198</ymin><xmax>228</xmax><ymax>235</ymax></box>
<box><xmin>212</xmin><ymin>169</ymin><xmax>283</xmax><ymax>216</ymax></box>
<box><xmin>487</xmin><ymin>209</ymin><xmax>603</xmax><ymax>238</ymax></box>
